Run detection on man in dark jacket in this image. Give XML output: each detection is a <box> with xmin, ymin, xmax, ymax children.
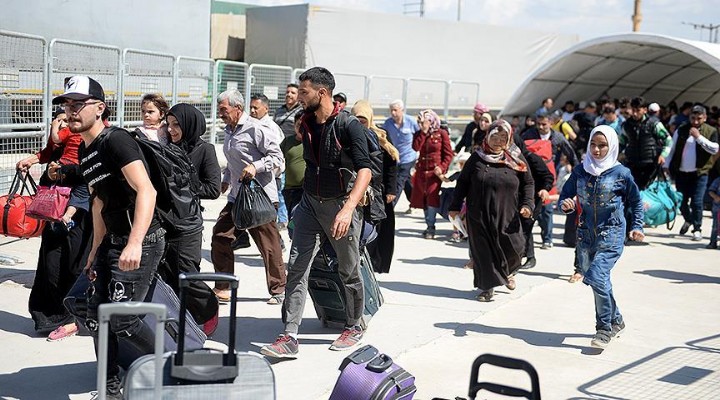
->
<box><xmin>664</xmin><ymin>105</ymin><xmax>719</xmax><ymax>240</ymax></box>
<box><xmin>261</xmin><ymin>67</ymin><xmax>372</xmax><ymax>359</ymax></box>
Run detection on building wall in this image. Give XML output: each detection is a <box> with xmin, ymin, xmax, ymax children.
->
<box><xmin>246</xmin><ymin>5</ymin><xmax>308</xmax><ymax>68</ymax></box>
<box><xmin>211</xmin><ymin>14</ymin><xmax>246</xmax><ymax>60</ymax></box>
<box><xmin>0</xmin><ymin>0</ymin><xmax>210</xmax><ymax>58</ymax></box>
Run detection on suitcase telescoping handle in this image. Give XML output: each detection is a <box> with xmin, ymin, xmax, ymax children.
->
<box><xmin>97</xmin><ymin>302</ymin><xmax>166</xmax><ymax>400</ymax></box>
<box><xmin>177</xmin><ymin>273</ymin><xmax>239</xmax><ymax>365</ymax></box>
<box><xmin>468</xmin><ymin>354</ymin><xmax>541</xmax><ymax>400</ymax></box>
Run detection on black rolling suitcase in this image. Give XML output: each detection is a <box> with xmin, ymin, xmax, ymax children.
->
<box><xmin>308</xmin><ymin>242</ymin><xmax>384</xmax><ymax>329</ymax></box>
<box><xmin>107</xmin><ymin>273</ymin><xmax>276</xmax><ymax>399</ymax></box>
<box><xmin>432</xmin><ymin>353</ymin><xmax>541</xmax><ymax>400</ymax></box>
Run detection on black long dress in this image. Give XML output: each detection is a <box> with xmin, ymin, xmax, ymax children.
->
<box><xmin>367</xmin><ymin>150</ymin><xmax>398</xmax><ymax>274</ymax></box>
<box><xmin>449</xmin><ymin>152</ymin><xmax>534</xmax><ymax>290</ymax></box>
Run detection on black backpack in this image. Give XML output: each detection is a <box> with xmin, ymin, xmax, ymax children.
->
<box><xmin>335</xmin><ymin>111</ymin><xmax>387</xmax><ymax>224</ymax></box>
<box><xmin>101</xmin><ymin>127</ymin><xmax>203</xmax><ymax>233</ymax></box>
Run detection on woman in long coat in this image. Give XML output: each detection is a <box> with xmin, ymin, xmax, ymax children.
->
<box><xmin>449</xmin><ymin>120</ymin><xmax>535</xmax><ymax>301</ymax></box>
<box><xmin>410</xmin><ymin>109</ymin><xmax>454</xmax><ymax>239</ymax></box>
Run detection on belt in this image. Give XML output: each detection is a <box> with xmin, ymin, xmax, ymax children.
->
<box><xmin>108</xmin><ymin>228</ymin><xmax>166</xmax><ymax>246</ymax></box>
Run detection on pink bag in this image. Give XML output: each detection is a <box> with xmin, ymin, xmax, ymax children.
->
<box><xmin>25</xmin><ymin>185</ymin><xmax>71</xmax><ymax>222</ymax></box>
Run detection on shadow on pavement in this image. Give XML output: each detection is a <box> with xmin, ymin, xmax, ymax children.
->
<box><xmin>200</xmin><ymin>249</ymin><xmax>264</xmax><ymax>267</ymax></box>
<box><xmin>434</xmin><ymin>322</ymin><xmax>595</xmax><ymax>353</ymax></box>
<box><xmin>0</xmin><ymin>361</ymin><xmax>96</xmax><ymax>399</ymax></box>
<box><xmin>379</xmin><ymin>281</ymin><xmax>473</xmax><ymax>299</ymax></box>
<box><xmin>518</xmin><ymin>270</ymin><xmax>568</xmax><ymax>281</ymax></box>
<box><xmin>635</xmin><ymin>269</ymin><xmax>720</xmax><ymax>284</ymax></box>
<box><xmin>576</xmin><ymin>334</ymin><xmax>720</xmax><ymax>399</ymax></box>
<box><xmin>652</xmin><ymin>241</ymin><xmax>709</xmax><ymax>251</ymax></box>
<box><xmin>0</xmin><ymin>309</ymin><xmax>37</xmax><ymax>337</ymax></box>
<box><xmin>0</xmin><ymin>266</ymin><xmax>35</xmax><ymax>288</ymax></box>
<box><xmin>396</xmin><ymin>256</ymin><xmax>468</xmax><ymax>268</ymax></box>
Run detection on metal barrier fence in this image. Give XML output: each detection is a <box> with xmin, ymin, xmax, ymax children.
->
<box><xmin>247</xmin><ymin>64</ymin><xmax>293</xmax><ymax>116</ymax></box>
<box><xmin>406</xmin><ymin>78</ymin><xmax>448</xmax><ymax>120</ymax></box>
<box><xmin>447</xmin><ymin>81</ymin><xmax>480</xmax><ymax>122</ymax></box>
<box><xmin>368</xmin><ymin>76</ymin><xmax>407</xmax><ymax>121</ymax></box>
<box><xmin>174</xmin><ymin>56</ymin><xmax>215</xmax><ymax>141</ymax></box>
<box><xmin>120</xmin><ymin>49</ymin><xmax>175</xmax><ymax>128</ymax></box>
<box><xmin>213</xmin><ymin>60</ymin><xmax>248</xmax><ymax>143</ymax></box>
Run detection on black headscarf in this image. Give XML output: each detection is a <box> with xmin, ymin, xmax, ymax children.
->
<box><xmin>167</xmin><ymin>103</ymin><xmax>206</xmax><ymax>152</ymax></box>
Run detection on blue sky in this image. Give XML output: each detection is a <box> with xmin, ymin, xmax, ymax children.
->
<box><xmin>234</xmin><ymin>0</ymin><xmax>720</xmax><ymax>42</ymax></box>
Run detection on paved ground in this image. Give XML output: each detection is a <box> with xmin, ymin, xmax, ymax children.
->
<box><xmin>0</xmin><ymin>195</ymin><xmax>719</xmax><ymax>399</ymax></box>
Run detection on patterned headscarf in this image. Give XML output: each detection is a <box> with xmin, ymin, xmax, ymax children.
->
<box><xmin>418</xmin><ymin>109</ymin><xmax>441</xmax><ymax>132</ymax></box>
<box><xmin>476</xmin><ymin>120</ymin><xmax>527</xmax><ymax>172</ymax></box>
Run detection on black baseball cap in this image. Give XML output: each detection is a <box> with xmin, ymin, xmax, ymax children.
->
<box><xmin>52</xmin><ymin>76</ymin><xmax>106</xmax><ymax>104</ymax></box>
<box><xmin>333</xmin><ymin>92</ymin><xmax>347</xmax><ymax>103</ymax></box>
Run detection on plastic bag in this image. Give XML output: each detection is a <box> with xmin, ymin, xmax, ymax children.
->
<box><xmin>232</xmin><ymin>179</ymin><xmax>277</xmax><ymax>230</ymax></box>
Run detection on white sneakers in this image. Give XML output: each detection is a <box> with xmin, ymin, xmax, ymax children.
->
<box><xmin>692</xmin><ymin>230</ymin><xmax>703</xmax><ymax>241</ymax></box>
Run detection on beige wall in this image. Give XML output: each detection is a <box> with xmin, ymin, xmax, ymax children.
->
<box><xmin>211</xmin><ymin>14</ymin><xmax>246</xmax><ymax>60</ymax></box>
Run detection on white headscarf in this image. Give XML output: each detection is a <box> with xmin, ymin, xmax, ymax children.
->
<box><xmin>583</xmin><ymin>125</ymin><xmax>621</xmax><ymax>176</ymax></box>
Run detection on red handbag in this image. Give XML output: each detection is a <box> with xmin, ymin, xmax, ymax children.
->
<box><xmin>0</xmin><ymin>171</ymin><xmax>44</xmax><ymax>238</ymax></box>
<box><xmin>26</xmin><ymin>184</ymin><xmax>71</xmax><ymax>222</ymax></box>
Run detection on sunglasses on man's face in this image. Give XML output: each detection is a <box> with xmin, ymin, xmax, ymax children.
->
<box><xmin>63</xmin><ymin>100</ymin><xmax>100</xmax><ymax>114</ymax></box>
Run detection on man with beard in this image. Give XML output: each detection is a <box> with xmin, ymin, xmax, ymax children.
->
<box><xmin>261</xmin><ymin>67</ymin><xmax>372</xmax><ymax>359</ymax></box>
<box><xmin>62</xmin><ymin>76</ymin><xmax>164</xmax><ymax>400</ymax></box>
<box><xmin>274</xmin><ymin>83</ymin><xmax>303</xmax><ymax>138</ymax></box>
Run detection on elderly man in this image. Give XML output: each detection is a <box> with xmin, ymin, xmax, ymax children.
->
<box><xmin>212</xmin><ymin>88</ymin><xmax>286</xmax><ymax>305</ymax></box>
<box><xmin>382</xmin><ymin>99</ymin><xmax>419</xmax><ymax>208</ymax></box>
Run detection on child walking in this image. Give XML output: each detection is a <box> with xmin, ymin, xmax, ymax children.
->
<box><xmin>559</xmin><ymin>125</ymin><xmax>644</xmax><ymax>349</ymax></box>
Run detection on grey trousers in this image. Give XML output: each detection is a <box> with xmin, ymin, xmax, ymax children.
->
<box><xmin>282</xmin><ymin>193</ymin><xmax>363</xmax><ymax>334</ymax></box>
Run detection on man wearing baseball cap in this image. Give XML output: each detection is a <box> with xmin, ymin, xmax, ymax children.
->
<box><xmin>664</xmin><ymin>104</ymin><xmax>719</xmax><ymax>241</ymax></box>
<box><xmin>58</xmin><ymin>76</ymin><xmax>164</xmax><ymax>400</ymax></box>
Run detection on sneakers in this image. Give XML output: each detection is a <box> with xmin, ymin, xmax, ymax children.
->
<box><xmin>521</xmin><ymin>257</ymin><xmax>536</xmax><ymax>270</ymax></box>
<box><xmin>541</xmin><ymin>242</ymin><xmax>553</xmax><ymax>249</ymax></box>
<box><xmin>706</xmin><ymin>243</ymin><xmax>718</xmax><ymax>249</ymax></box>
<box><xmin>476</xmin><ymin>288</ymin><xmax>494</xmax><ymax>302</ymax></box>
<box><xmin>261</xmin><ymin>334</ymin><xmax>299</xmax><ymax>359</ymax></box>
<box><xmin>202</xmin><ymin>311</ymin><xmax>219</xmax><ymax>337</ymax></box>
<box><xmin>448</xmin><ymin>232</ymin><xmax>463</xmax><ymax>243</ymax></box>
<box><xmin>611</xmin><ymin>321</ymin><xmax>626</xmax><ymax>337</ymax></box>
<box><xmin>590</xmin><ymin>330</ymin><xmax>613</xmax><ymax>349</ymax></box>
<box><xmin>423</xmin><ymin>228</ymin><xmax>436</xmax><ymax>239</ymax></box>
<box><xmin>329</xmin><ymin>327</ymin><xmax>364</xmax><ymax>351</ymax></box>
<box><xmin>692</xmin><ymin>230</ymin><xmax>703</xmax><ymax>241</ymax></box>
<box><xmin>679</xmin><ymin>221</ymin><xmax>691</xmax><ymax>236</ymax></box>
<box><xmin>231</xmin><ymin>232</ymin><xmax>251</xmax><ymax>250</ymax></box>
<box><xmin>266</xmin><ymin>294</ymin><xmax>285</xmax><ymax>305</ymax></box>
<box><xmin>213</xmin><ymin>288</ymin><xmax>232</xmax><ymax>303</ymax></box>
<box><xmin>90</xmin><ymin>376</ymin><xmax>123</xmax><ymax>400</ymax></box>
<box><xmin>47</xmin><ymin>323</ymin><xmax>78</xmax><ymax>342</ymax></box>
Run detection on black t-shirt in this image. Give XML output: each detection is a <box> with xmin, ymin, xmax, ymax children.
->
<box><xmin>79</xmin><ymin>128</ymin><xmax>161</xmax><ymax>236</ymax></box>
<box><xmin>305</xmin><ymin>114</ymin><xmax>372</xmax><ymax>171</ymax></box>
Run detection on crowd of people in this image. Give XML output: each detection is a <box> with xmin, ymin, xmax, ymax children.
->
<box><xmin>13</xmin><ymin>68</ymin><xmax>720</xmax><ymax>398</ymax></box>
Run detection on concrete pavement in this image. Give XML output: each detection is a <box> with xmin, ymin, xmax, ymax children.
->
<box><xmin>0</xmin><ymin>196</ymin><xmax>718</xmax><ymax>399</ymax></box>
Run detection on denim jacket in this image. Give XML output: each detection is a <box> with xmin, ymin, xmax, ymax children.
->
<box><xmin>559</xmin><ymin>164</ymin><xmax>644</xmax><ymax>250</ymax></box>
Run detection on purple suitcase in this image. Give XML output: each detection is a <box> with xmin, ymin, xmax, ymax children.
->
<box><xmin>329</xmin><ymin>345</ymin><xmax>416</xmax><ymax>400</ymax></box>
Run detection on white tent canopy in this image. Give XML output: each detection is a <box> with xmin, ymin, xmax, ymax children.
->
<box><xmin>501</xmin><ymin>33</ymin><xmax>720</xmax><ymax>117</ymax></box>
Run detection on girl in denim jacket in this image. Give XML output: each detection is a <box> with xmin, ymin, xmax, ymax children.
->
<box><xmin>559</xmin><ymin>125</ymin><xmax>644</xmax><ymax>349</ymax></box>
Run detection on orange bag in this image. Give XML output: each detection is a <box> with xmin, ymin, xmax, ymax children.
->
<box><xmin>0</xmin><ymin>171</ymin><xmax>44</xmax><ymax>238</ymax></box>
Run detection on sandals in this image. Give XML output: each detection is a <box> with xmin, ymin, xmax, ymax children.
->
<box><xmin>213</xmin><ymin>288</ymin><xmax>232</xmax><ymax>303</ymax></box>
<box><xmin>505</xmin><ymin>275</ymin><xmax>516</xmax><ymax>291</ymax></box>
<box><xmin>476</xmin><ymin>288</ymin><xmax>494</xmax><ymax>302</ymax></box>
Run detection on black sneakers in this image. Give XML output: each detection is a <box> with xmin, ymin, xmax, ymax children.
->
<box><xmin>611</xmin><ymin>321</ymin><xmax>626</xmax><ymax>337</ymax></box>
<box><xmin>679</xmin><ymin>221</ymin><xmax>691</xmax><ymax>236</ymax></box>
<box><xmin>521</xmin><ymin>257</ymin><xmax>536</xmax><ymax>270</ymax></box>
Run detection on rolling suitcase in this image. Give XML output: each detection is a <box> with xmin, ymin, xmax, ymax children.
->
<box><xmin>329</xmin><ymin>344</ymin><xmax>416</xmax><ymax>400</ymax></box>
<box><xmin>308</xmin><ymin>243</ymin><xmax>384</xmax><ymax>329</ymax></box>
<box><xmin>120</xmin><ymin>273</ymin><xmax>277</xmax><ymax>399</ymax></box>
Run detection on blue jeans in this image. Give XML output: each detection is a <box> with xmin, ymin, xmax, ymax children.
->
<box><xmin>393</xmin><ymin>160</ymin><xmax>416</xmax><ymax>208</ymax></box>
<box><xmin>675</xmin><ymin>172</ymin><xmax>708</xmax><ymax>232</ymax></box>
<box><xmin>277</xmin><ymin>174</ymin><xmax>288</xmax><ymax>224</ymax></box>
<box><xmin>424</xmin><ymin>206</ymin><xmax>439</xmax><ymax>230</ymax></box>
<box><xmin>710</xmin><ymin>206</ymin><xmax>719</xmax><ymax>245</ymax></box>
<box><xmin>592</xmin><ymin>285</ymin><xmax>623</xmax><ymax>332</ymax></box>
<box><xmin>537</xmin><ymin>203</ymin><xmax>554</xmax><ymax>244</ymax></box>
<box><xmin>87</xmin><ymin>236</ymin><xmax>165</xmax><ymax>379</ymax></box>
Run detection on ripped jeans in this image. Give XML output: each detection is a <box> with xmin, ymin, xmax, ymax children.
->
<box><xmin>85</xmin><ymin>236</ymin><xmax>165</xmax><ymax>379</ymax></box>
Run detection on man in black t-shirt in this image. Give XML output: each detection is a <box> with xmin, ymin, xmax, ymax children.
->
<box><xmin>56</xmin><ymin>76</ymin><xmax>164</xmax><ymax>400</ymax></box>
<box><xmin>261</xmin><ymin>67</ymin><xmax>372</xmax><ymax>360</ymax></box>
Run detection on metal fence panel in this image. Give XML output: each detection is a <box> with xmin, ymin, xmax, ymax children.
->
<box><xmin>292</xmin><ymin>68</ymin><xmax>304</xmax><ymax>83</ymax></box>
<box><xmin>49</xmin><ymin>39</ymin><xmax>121</xmax><ymax>125</ymax></box>
<box><xmin>121</xmin><ymin>49</ymin><xmax>175</xmax><ymax>128</ymax></box>
<box><xmin>334</xmin><ymin>73</ymin><xmax>368</xmax><ymax>108</ymax></box>
<box><xmin>367</xmin><ymin>76</ymin><xmax>406</xmax><ymax>121</ymax></box>
<box><xmin>174</xmin><ymin>57</ymin><xmax>215</xmax><ymax>141</ymax></box>
<box><xmin>247</xmin><ymin>64</ymin><xmax>293</xmax><ymax>116</ymax></box>
<box><xmin>406</xmin><ymin>78</ymin><xmax>448</xmax><ymax>120</ymax></box>
<box><xmin>213</xmin><ymin>60</ymin><xmax>248</xmax><ymax>144</ymax></box>
<box><xmin>447</xmin><ymin>81</ymin><xmax>480</xmax><ymax>121</ymax></box>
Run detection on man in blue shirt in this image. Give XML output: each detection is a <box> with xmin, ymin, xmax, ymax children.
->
<box><xmin>382</xmin><ymin>99</ymin><xmax>419</xmax><ymax>208</ymax></box>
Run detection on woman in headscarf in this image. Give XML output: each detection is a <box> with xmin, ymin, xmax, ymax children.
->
<box><xmin>164</xmin><ymin>103</ymin><xmax>222</xmax><ymax>335</ymax></box>
<box><xmin>411</xmin><ymin>109</ymin><xmax>454</xmax><ymax>239</ymax></box>
<box><xmin>351</xmin><ymin>100</ymin><xmax>399</xmax><ymax>273</ymax></box>
<box><xmin>559</xmin><ymin>125</ymin><xmax>644</xmax><ymax>349</ymax></box>
<box><xmin>471</xmin><ymin>112</ymin><xmax>493</xmax><ymax>149</ymax></box>
<box><xmin>449</xmin><ymin>120</ymin><xmax>535</xmax><ymax>301</ymax></box>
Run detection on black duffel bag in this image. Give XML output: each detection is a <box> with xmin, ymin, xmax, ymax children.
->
<box><xmin>232</xmin><ymin>179</ymin><xmax>277</xmax><ymax>230</ymax></box>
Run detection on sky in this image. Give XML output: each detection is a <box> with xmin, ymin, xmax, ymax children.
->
<box><xmin>232</xmin><ymin>0</ymin><xmax>720</xmax><ymax>42</ymax></box>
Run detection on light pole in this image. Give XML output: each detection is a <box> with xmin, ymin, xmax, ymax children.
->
<box><xmin>632</xmin><ymin>0</ymin><xmax>642</xmax><ymax>32</ymax></box>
